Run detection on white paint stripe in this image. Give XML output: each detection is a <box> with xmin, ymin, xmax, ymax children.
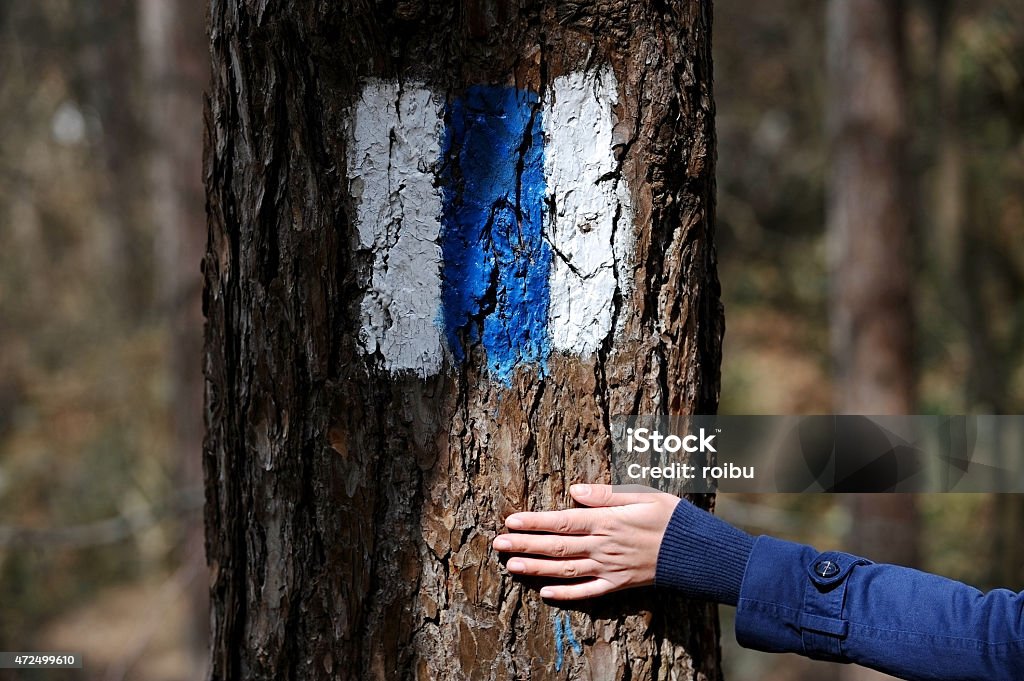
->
<box><xmin>544</xmin><ymin>67</ymin><xmax>634</xmax><ymax>356</ymax></box>
<box><xmin>348</xmin><ymin>80</ymin><xmax>445</xmax><ymax>376</ymax></box>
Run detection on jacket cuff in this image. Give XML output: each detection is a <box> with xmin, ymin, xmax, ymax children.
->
<box><xmin>735</xmin><ymin>535</ymin><xmax>872</xmax><ymax>660</ymax></box>
<box><xmin>655</xmin><ymin>499</ymin><xmax>755</xmax><ymax>606</ymax></box>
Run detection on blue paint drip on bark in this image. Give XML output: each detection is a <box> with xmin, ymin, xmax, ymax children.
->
<box><xmin>553</xmin><ymin>613</ymin><xmax>565</xmax><ymax>672</ymax></box>
<box><xmin>440</xmin><ymin>85</ymin><xmax>550</xmax><ymax>382</ymax></box>
<box><xmin>563</xmin><ymin>614</ymin><xmax>582</xmax><ymax>655</ymax></box>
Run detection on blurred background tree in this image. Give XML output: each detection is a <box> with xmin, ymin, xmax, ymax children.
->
<box><xmin>714</xmin><ymin>0</ymin><xmax>1024</xmax><ymax>679</ymax></box>
<box><xmin>827</xmin><ymin>1</ymin><xmax>917</xmax><ymax>678</ymax></box>
<box><xmin>0</xmin><ymin>0</ymin><xmax>1020</xmax><ymax>680</ymax></box>
<box><xmin>0</xmin><ymin>1</ymin><xmax>206</xmax><ymax>679</ymax></box>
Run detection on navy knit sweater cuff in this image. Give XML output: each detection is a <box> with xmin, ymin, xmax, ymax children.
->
<box><xmin>654</xmin><ymin>499</ymin><xmax>755</xmax><ymax>606</ymax></box>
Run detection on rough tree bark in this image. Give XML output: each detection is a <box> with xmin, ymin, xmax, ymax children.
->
<box><xmin>203</xmin><ymin>1</ymin><xmax>723</xmax><ymax>679</ymax></box>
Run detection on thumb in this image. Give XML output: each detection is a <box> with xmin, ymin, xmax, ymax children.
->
<box><xmin>570</xmin><ymin>483</ymin><xmax>653</xmax><ymax>507</ymax></box>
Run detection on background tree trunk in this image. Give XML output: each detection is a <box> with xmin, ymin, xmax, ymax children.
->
<box><xmin>827</xmin><ymin>2</ymin><xmax>918</xmax><ymax>680</ymax></box>
<box><xmin>203</xmin><ymin>1</ymin><xmax>724</xmax><ymax>679</ymax></box>
<box><xmin>826</xmin><ymin>0</ymin><xmax>914</xmax><ymax>415</ymax></box>
<box><xmin>138</xmin><ymin>0</ymin><xmax>210</xmax><ymax>670</ymax></box>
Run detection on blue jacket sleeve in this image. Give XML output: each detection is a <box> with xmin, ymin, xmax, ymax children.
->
<box><xmin>737</xmin><ymin>535</ymin><xmax>1024</xmax><ymax>681</ymax></box>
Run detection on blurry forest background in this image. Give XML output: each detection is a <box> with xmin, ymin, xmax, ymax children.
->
<box><xmin>0</xmin><ymin>1</ymin><xmax>1021</xmax><ymax>680</ymax></box>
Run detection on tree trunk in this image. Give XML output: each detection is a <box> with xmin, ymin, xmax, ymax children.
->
<box><xmin>826</xmin><ymin>0</ymin><xmax>914</xmax><ymax>416</ymax></box>
<box><xmin>827</xmin><ymin>2</ymin><xmax>917</xmax><ymax>680</ymax></box>
<box><xmin>138</xmin><ymin>0</ymin><xmax>210</xmax><ymax>668</ymax></box>
<box><xmin>76</xmin><ymin>0</ymin><xmax>152</xmax><ymax>312</ymax></box>
<box><xmin>203</xmin><ymin>2</ymin><xmax>724</xmax><ymax>679</ymax></box>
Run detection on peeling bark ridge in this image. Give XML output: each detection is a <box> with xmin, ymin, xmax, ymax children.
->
<box><xmin>204</xmin><ymin>1</ymin><xmax>722</xmax><ymax>679</ymax></box>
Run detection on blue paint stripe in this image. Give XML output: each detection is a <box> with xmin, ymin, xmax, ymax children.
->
<box><xmin>440</xmin><ymin>85</ymin><xmax>550</xmax><ymax>382</ymax></box>
<box><xmin>554</xmin><ymin>612</ymin><xmax>565</xmax><ymax>672</ymax></box>
<box><xmin>563</xmin><ymin>614</ymin><xmax>582</xmax><ymax>655</ymax></box>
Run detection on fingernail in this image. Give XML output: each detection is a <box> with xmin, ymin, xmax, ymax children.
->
<box><xmin>493</xmin><ymin>538</ymin><xmax>511</xmax><ymax>550</ymax></box>
<box><xmin>507</xmin><ymin>559</ymin><xmax>525</xmax><ymax>572</ymax></box>
<box><xmin>571</xmin><ymin>484</ymin><xmax>591</xmax><ymax>497</ymax></box>
<box><xmin>540</xmin><ymin>587</ymin><xmax>554</xmax><ymax>598</ymax></box>
<box><xmin>505</xmin><ymin>516</ymin><xmax>523</xmax><ymax>529</ymax></box>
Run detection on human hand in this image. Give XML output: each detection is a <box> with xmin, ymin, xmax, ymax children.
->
<box><xmin>493</xmin><ymin>484</ymin><xmax>681</xmax><ymax>600</ymax></box>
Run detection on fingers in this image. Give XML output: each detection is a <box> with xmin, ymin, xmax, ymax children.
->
<box><xmin>497</xmin><ymin>484</ymin><xmax>670</xmax><ymax>602</ymax></box>
<box><xmin>569</xmin><ymin>483</ymin><xmax>657</xmax><ymax>508</ymax></box>
<box><xmin>539</xmin><ymin>579</ymin><xmax>617</xmax><ymax>600</ymax></box>
<box><xmin>503</xmin><ymin>485</ymin><xmax>662</xmax><ymax>534</ymax></box>
<box><xmin>505</xmin><ymin>557</ymin><xmax>603</xmax><ymax>580</ymax></box>
<box><xmin>492</xmin><ymin>533</ymin><xmax>591</xmax><ymax>558</ymax></box>
<box><xmin>504</xmin><ymin>508</ymin><xmax>602</xmax><ymax>534</ymax></box>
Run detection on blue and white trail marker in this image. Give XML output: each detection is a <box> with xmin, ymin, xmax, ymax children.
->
<box><xmin>347</xmin><ymin>68</ymin><xmax>633</xmax><ymax>380</ymax></box>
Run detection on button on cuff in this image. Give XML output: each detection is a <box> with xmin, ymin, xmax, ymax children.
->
<box><xmin>806</xmin><ymin>551</ymin><xmax>872</xmax><ymax>589</ymax></box>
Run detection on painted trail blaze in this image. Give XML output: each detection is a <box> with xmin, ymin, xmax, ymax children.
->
<box><xmin>349</xmin><ymin>69</ymin><xmax>631</xmax><ymax>379</ymax></box>
<box><xmin>440</xmin><ymin>85</ymin><xmax>551</xmax><ymax>382</ymax></box>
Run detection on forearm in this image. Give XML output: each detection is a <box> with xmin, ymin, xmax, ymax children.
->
<box><xmin>656</xmin><ymin>502</ymin><xmax>1024</xmax><ymax>681</ymax></box>
<box><xmin>736</xmin><ymin>535</ymin><xmax>1024</xmax><ymax>681</ymax></box>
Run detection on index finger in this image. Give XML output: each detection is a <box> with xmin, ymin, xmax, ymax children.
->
<box><xmin>504</xmin><ymin>508</ymin><xmax>604</xmax><ymax>535</ymax></box>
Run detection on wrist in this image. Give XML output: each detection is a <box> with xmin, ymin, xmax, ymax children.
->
<box><xmin>655</xmin><ymin>498</ymin><xmax>755</xmax><ymax>606</ymax></box>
